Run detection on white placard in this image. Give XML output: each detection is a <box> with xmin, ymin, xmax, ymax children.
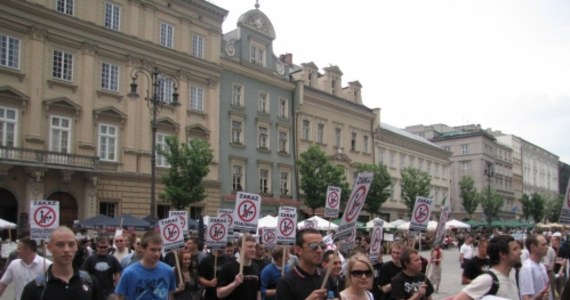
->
<box><xmin>232</xmin><ymin>192</ymin><xmax>261</xmax><ymax>233</ymax></box>
<box><xmin>169</xmin><ymin>211</ymin><xmax>189</xmax><ymax>235</ymax></box>
<box><xmin>217</xmin><ymin>209</ymin><xmax>234</xmax><ymax>233</ymax></box>
<box><xmin>304</xmin><ymin>219</ymin><xmax>317</xmax><ymax>229</ymax></box>
<box><xmin>335</xmin><ymin>172</ymin><xmax>374</xmax><ymax>241</ymax></box>
<box><xmin>409</xmin><ymin>196</ymin><xmax>434</xmax><ymax>234</ymax></box>
<box><xmin>384</xmin><ymin>233</ymin><xmax>394</xmax><ymax>242</ymax></box>
<box><xmin>559</xmin><ymin>178</ymin><xmax>570</xmax><ymax>224</ymax></box>
<box><xmin>158</xmin><ymin>216</ymin><xmax>185</xmax><ymax>251</ymax></box>
<box><xmin>261</xmin><ymin>227</ymin><xmax>277</xmax><ymax>248</ymax></box>
<box><xmin>433</xmin><ymin>205</ymin><xmax>451</xmax><ymax>246</ymax></box>
<box><xmin>206</xmin><ymin>217</ymin><xmax>228</xmax><ymax>249</ymax></box>
<box><xmin>339</xmin><ymin>227</ymin><xmax>357</xmax><ymax>253</ymax></box>
<box><xmin>277</xmin><ymin>206</ymin><xmax>297</xmax><ymax>245</ymax></box>
<box><xmin>325</xmin><ymin>186</ymin><xmax>341</xmax><ymax>218</ymax></box>
<box><xmin>30</xmin><ymin>200</ymin><xmax>60</xmax><ymax>241</ymax></box>
<box><xmin>369</xmin><ymin>219</ymin><xmax>384</xmax><ymax>262</ymax></box>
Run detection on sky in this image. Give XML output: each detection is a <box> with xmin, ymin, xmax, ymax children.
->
<box><xmin>210</xmin><ymin>0</ymin><xmax>570</xmax><ymax>164</ymax></box>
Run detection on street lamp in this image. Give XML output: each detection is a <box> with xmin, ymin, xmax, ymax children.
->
<box><xmin>484</xmin><ymin>161</ymin><xmax>494</xmax><ymax>227</ymax></box>
<box><xmin>128</xmin><ymin>66</ymin><xmax>180</xmax><ymax>226</ymax></box>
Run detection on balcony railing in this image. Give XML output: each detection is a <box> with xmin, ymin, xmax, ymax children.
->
<box><xmin>0</xmin><ymin>145</ymin><xmax>99</xmax><ymax>170</ymax></box>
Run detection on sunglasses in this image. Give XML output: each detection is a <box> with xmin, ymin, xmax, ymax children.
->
<box><xmin>305</xmin><ymin>242</ymin><xmax>327</xmax><ymax>251</ymax></box>
<box><xmin>98</xmin><ymin>245</ymin><xmax>109</xmax><ymax>249</ymax></box>
<box><xmin>350</xmin><ymin>269</ymin><xmax>373</xmax><ymax>278</ymax></box>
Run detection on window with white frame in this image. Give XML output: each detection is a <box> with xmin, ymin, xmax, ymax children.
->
<box><xmin>190</xmin><ymin>206</ymin><xmax>203</xmax><ymax>220</ymax></box>
<box><xmin>98</xmin><ymin>124</ymin><xmax>117</xmax><ymax>161</ymax></box>
<box><xmin>156</xmin><ymin>133</ymin><xmax>171</xmax><ymax>167</ymax></box>
<box><xmin>160</xmin><ymin>22</ymin><xmax>174</xmax><ymax>48</ymax></box>
<box><xmin>302</xmin><ymin>120</ymin><xmax>310</xmax><ymax>140</ymax></box>
<box><xmin>231</xmin><ymin>120</ymin><xmax>243</xmax><ymax>144</ymax></box>
<box><xmin>56</xmin><ymin>0</ymin><xmax>74</xmax><ymax>15</ymax></box>
<box><xmin>52</xmin><ymin>50</ymin><xmax>73</xmax><ymax>81</ymax></box>
<box><xmin>99</xmin><ymin>202</ymin><xmax>116</xmax><ymax>218</ymax></box>
<box><xmin>351</xmin><ymin>132</ymin><xmax>357</xmax><ymax>151</ymax></box>
<box><xmin>250</xmin><ymin>41</ymin><xmax>266</xmax><ymax>66</ymax></box>
<box><xmin>258</xmin><ymin>126</ymin><xmax>268</xmax><ymax>149</ymax></box>
<box><xmin>279</xmin><ymin>131</ymin><xmax>288</xmax><ymax>153</ymax></box>
<box><xmin>390</xmin><ymin>151</ymin><xmax>396</xmax><ymax>168</ymax></box>
<box><xmin>101</xmin><ymin>62</ymin><xmax>119</xmax><ymax>91</ymax></box>
<box><xmin>158</xmin><ymin>78</ymin><xmax>174</xmax><ymax>103</ymax></box>
<box><xmin>363</xmin><ymin>135</ymin><xmax>369</xmax><ymax>153</ymax></box>
<box><xmin>461</xmin><ymin>144</ymin><xmax>469</xmax><ymax>155</ymax></box>
<box><xmin>378</xmin><ymin>148</ymin><xmax>385</xmax><ymax>164</ymax></box>
<box><xmin>232</xmin><ymin>84</ymin><xmax>243</xmax><ymax>106</ymax></box>
<box><xmin>232</xmin><ymin>164</ymin><xmax>243</xmax><ymax>192</ymax></box>
<box><xmin>190</xmin><ymin>85</ymin><xmax>204</xmax><ymax>111</ymax></box>
<box><xmin>104</xmin><ymin>2</ymin><xmax>120</xmax><ymax>31</ymax></box>
<box><xmin>259</xmin><ymin>168</ymin><xmax>270</xmax><ymax>194</ymax></box>
<box><xmin>317</xmin><ymin>123</ymin><xmax>324</xmax><ymax>144</ymax></box>
<box><xmin>0</xmin><ymin>34</ymin><xmax>20</xmax><ymax>69</ymax></box>
<box><xmin>335</xmin><ymin>127</ymin><xmax>341</xmax><ymax>147</ymax></box>
<box><xmin>0</xmin><ymin>107</ymin><xmax>17</xmax><ymax>147</ymax></box>
<box><xmin>461</xmin><ymin>161</ymin><xmax>469</xmax><ymax>173</ymax></box>
<box><xmin>192</xmin><ymin>34</ymin><xmax>204</xmax><ymax>58</ymax></box>
<box><xmin>280</xmin><ymin>171</ymin><xmax>289</xmax><ymax>195</ymax></box>
<box><xmin>49</xmin><ymin>116</ymin><xmax>71</xmax><ymax>153</ymax></box>
<box><xmin>258</xmin><ymin>92</ymin><xmax>268</xmax><ymax>113</ymax></box>
<box><xmin>279</xmin><ymin>98</ymin><xmax>287</xmax><ymax>119</ymax></box>
<box><xmin>400</xmin><ymin>154</ymin><xmax>406</xmax><ymax>169</ymax></box>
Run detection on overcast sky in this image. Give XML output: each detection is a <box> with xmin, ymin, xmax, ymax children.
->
<box><xmin>210</xmin><ymin>0</ymin><xmax>570</xmax><ymax>164</ymax></box>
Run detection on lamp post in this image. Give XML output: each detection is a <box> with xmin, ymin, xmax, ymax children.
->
<box><xmin>128</xmin><ymin>66</ymin><xmax>179</xmax><ymax>226</ymax></box>
<box><xmin>484</xmin><ymin>161</ymin><xmax>494</xmax><ymax>228</ymax></box>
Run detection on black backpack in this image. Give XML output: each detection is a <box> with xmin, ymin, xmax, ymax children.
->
<box><xmin>483</xmin><ymin>270</ymin><xmax>499</xmax><ymax>296</ymax></box>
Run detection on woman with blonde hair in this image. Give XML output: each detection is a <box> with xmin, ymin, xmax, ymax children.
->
<box><xmin>340</xmin><ymin>253</ymin><xmax>374</xmax><ymax>300</ymax></box>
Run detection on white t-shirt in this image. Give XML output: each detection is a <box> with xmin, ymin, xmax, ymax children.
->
<box><xmin>0</xmin><ymin>255</ymin><xmax>52</xmax><ymax>300</ymax></box>
<box><xmin>461</xmin><ymin>268</ymin><xmax>519</xmax><ymax>300</ymax></box>
<box><xmin>518</xmin><ymin>258</ymin><xmax>552</xmax><ymax>300</ymax></box>
<box><xmin>540</xmin><ymin>247</ymin><xmax>556</xmax><ymax>270</ymax></box>
<box><xmin>460</xmin><ymin>243</ymin><xmax>475</xmax><ymax>260</ymax></box>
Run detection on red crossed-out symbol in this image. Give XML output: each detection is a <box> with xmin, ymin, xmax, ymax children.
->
<box><xmin>178</xmin><ymin>216</ymin><xmax>186</xmax><ymax>228</ymax></box>
<box><xmin>162</xmin><ymin>224</ymin><xmax>180</xmax><ymax>242</ymax></box>
<box><xmin>327</xmin><ymin>192</ymin><xmax>339</xmax><ymax>209</ymax></box>
<box><xmin>264</xmin><ymin>230</ymin><xmax>275</xmax><ymax>244</ymax></box>
<box><xmin>209</xmin><ymin>223</ymin><xmax>226</xmax><ymax>241</ymax></box>
<box><xmin>279</xmin><ymin>218</ymin><xmax>294</xmax><ymax>236</ymax></box>
<box><xmin>305</xmin><ymin>220</ymin><xmax>315</xmax><ymax>228</ymax></box>
<box><xmin>220</xmin><ymin>213</ymin><xmax>233</xmax><ymax>225</ymax></box>
<box><xmin>371</xmin><ymin>228</ymin><xmax>382</xmax><ymax>252</ymax></box>
<box><xmin>238</xmin><ymin>200</ymin><xmax>257</xmax><ymax>222</ymax></box>
<box><xmin>344</xmin><ymin>228</ymin><xmax>356</xmax><ymax>243</ymax></box>
<box><xmin>345</xmin><ymin>186</ymin><xmax>366</xmax><ymax>222</ymax></box>
<box><xmin>414</xmin><ymin>203</ymin><xmax>429</xmax><ymax>223</ymax></box>
<box><xmin>34</xmin><ymin>206</ymin><xmax>56</xmax><ymax>228</ymax></box>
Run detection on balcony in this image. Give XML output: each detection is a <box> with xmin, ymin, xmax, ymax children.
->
<box><xmin>0</xmin><ymin>145</ymin><xmax>100</xmax><ymax>171</ymax></box>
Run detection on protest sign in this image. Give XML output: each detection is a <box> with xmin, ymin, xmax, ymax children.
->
<box><xmin>335</xmin><ymin>172</ymin><xmax>374</xmax><ymax>241</ymax></box>
<box><xmin>277</xmin><ymin>206</ymin><xmax>296</xmax><ymax>245</ymax></box>
<box><xmin>30</xmin><ymin>200</ymin><xmax>60</xmax><ymax>241</ymax></box>
<box><xmin>324</xmin><ymin>186</ymin><xmax>341</xmax><ymax>218</ymax></box>
<box><xmin>409</xmin><ymin>196</ymin><xmax>434</xmax><ymax>234</ymax></box>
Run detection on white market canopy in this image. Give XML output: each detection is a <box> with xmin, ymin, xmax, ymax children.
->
<box><xmin>0</xmin><ymin>218</ymin><xmax>16</xmax><ymax>230</ymax></box>
<box><xmin>298</xmin><ymin>216</ymin><xmax>338</xmax><ymax>230</ymax></box>
<box><xmin>257</xmin><ymin>215</ymin><xmax>278</xmax><ymax>229</ymax></box>
<box><xmin>397</xmin><ymin>220</ymin><xmax>438</xmax><ymax>231</ymax></box>
<box><xmin>389</xmin><ymin>219</ymin><xmax>407</xmax><ymax>227</ymax></box>
<box><xmin>366</xmin><ymin>218</ymin><xmax>394</xmax><ymax>229</ymax></box>
<box><xmin>445</xmin><ymin>219</ymin><xmax>471</xmax><ymax>230</ymax></box>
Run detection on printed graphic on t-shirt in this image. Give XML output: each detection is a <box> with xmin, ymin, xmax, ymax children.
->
<box><xmin>95</xmin><ymin>261</ymin><xmax>111</xmax><ymax>271</ymax></box>
<box><xmin>404</xmin><ymin>281</ymin><xmax>422</xmax><ymax>294</ymax></box>
<box><xmin>134</xmin><ymin>278</ymin><xmax>170</xmax><ymax>300</ymax></box>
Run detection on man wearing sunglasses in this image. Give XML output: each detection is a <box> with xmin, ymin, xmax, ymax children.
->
<box><xmin>390</xmin><ymin>247</ymin><xmax>434</xmax><ymax>300</ymax></box>
<box><xmin>81</xmin><ymin>236</ymin><xmax>122</xmax><ymax>300</ymax></box>
<box><xmin>276</xmin><ymin>228</ymin><xmax>327</xmax><ymax>300</ymax></box>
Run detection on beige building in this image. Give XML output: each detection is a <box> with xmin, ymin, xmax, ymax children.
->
<box><xmin>0</xmin><ymin>0</ymin><xmax>227</xmax><ymax>229</ymax></box>
<box><xmin>374</xmin><ymin>120</ymin><xmax>451</xmax><ymax>220</ymax></box>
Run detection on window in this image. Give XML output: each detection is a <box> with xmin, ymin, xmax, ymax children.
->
<box><xmin>192</xmin><ymin>34</ymin><xmax>204</xmax><ymax>58</ymax></box>
<box><xmin>158</xmin><ymin>78</ymin><xmax>174</xmax><ymax>103</ymax></box>
<box><xmin>0</xmin><ymin>107</ymin><xmax>17</xmax><ymax>147</ymax></box>
<box><xmin>259</xmin><ymin>168</ymin><xmax>270</xmax><ymax>194</ymax></box>
<box><xmin>258</xmin><ymin>92</ymin><xmax>268</xmax><ymax>113</ymax></box>
<box><xmin>280</xmin><ymin>171</ymin><xmax>289</xmax><ymax>195</ymax></box>
<box><xmin>56</xmin><ymin>0</ymin><xmax>74</xmax><ymax>15</ymax></box>
<box><xmin>279</xmin><ymin>98</ymin><xmax>287</xmax><ymax>119</ymax></box>
<box><xmin>317</xmin><ymin>123</ymin><xmax>324</xmax><ymax>144</ymax></box>
<box><xmin>52</xmin><ymin>50</ymin><xmax>73</xmax><ymax>81</ymax></box>
<box><xmin>461</xmin><ymin>144</ymin><xmax>469</xmax><ymax>155</ymax></box>
<box><xmin>461</xmin><ymin>161</ymin><xmax>469</xmax><ymax>173</ymax></box>
<box><xmin>232</xmin><ymin>84</ymin><xmax>243</xmax><ymax>106</ymax></box>
<box><xmin>156</xmin><ymin>133</ymin><xmax>170</xmax><ymax>167</ymax></box>
<box><xmin>302</xmin><ymin>120</ymin><xmax>310</xmax><ymax>140</ymax></box>
<box><xmin>258</xmin><ymin>126</ymin><xmax>268</xmax><ymax>149</ymax></box>
<box><xmin>101</xmin><ymin>62</ymin><xmax>119</xmax><ymax>91</ymax></box>
<box><xmin>250</xmin><ymin>42</ymin><xmax>266</xmax><ymax>66</ymax></box>
<box><xmin>99</xmin><ymin>202</ymin><xmax>116</xmax><ymax>218</ymax></box>
<box><xmin>157</xmin><ymin>205</ymin><xmax>170</xmax><ymax>219</ymax></box>
<box><xmin>409</xmin><ymin>156</ymin><xmax>415</xmax><ymax>168</ymax></box>
<box><xmin>363</xmin><ymin>135</ymin><xmax>369</xmax><ymax>153</ymax></box>
<box><xmin>335</xmin><ymin>128</ymin><xmax>341</xmax><ymax>147</ymax></box>
<box><xmin>98</xmin><ymin>124</ymin><xmax>117</xmax><ymax>161</ymax></box>
<box><xmin>279</xmin><ymin>131</ymin><xmax>288</xmax><ymax>153</ymax></box>
<box><xmin>49</xmin><ymin>116</ymin><xmax>71</xmax><ymax>153</ymax></box>
<box><xmin>104</xmin><ymin>2</ymin><xmax>120</xmax><ymax>31</ymax></box>
<box><xmin>378</xmin><ymin>148</ymin><xmax>385</xmax><ymax>164</ymax></box>
<box><xmin>390</xmin><ymin>152</ymin><xmax>396</xmax><ymax>168</ymax></box>
<box><xmin>232</xmin><ymin>165</ymin><xmax>243</xmax><ymax>192</ymax></box>
<box><xmin>190</xmin><ymin>206</ymin><xmax>203</xmax><ymax>219</ymax></box>
<box><xmin>351</xmin><ymin>132</ymin><xmax>357</xmax><ymax>151</ymax></box>
<box><xmin>400</xmin><ymin>154</ymin><xmax>406</xmax><ymax>169</ymax></box>
<box><xmin>231</xmin><ymin>120</ymin><xmax>242</xmax><ymax>144</ymax></box>
<box><xmin>160</xmin><ymin>22</ymin><xmax>174</xmax><ymax>48</ymax></box>
<box><xmin>190</xmin><ymin>85</ymin><xmax>204</xmax><ymax>111</ymax></box>
<box><xmin>0</xmin><ymin>34</ymin><xmax>20</xmax><ymax>69</ymax></box>
<box><xmin>443</xmin><ymin>146</ymin><xmax>451</xmax><ymax>152</ymax></box>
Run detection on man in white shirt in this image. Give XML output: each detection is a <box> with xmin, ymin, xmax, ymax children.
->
<box><xmin>460</xmin><ymin>236</ymin><xmax>475</xmax><ymax>268</ymax></box>
<box><xmin>453</xmin><ymin>235</ymin><xmax>521</xmax><ymax>300</ymax></box>
<box><xmin>519</xmin><ymin>234</ymin><xmax>551</xmax><ymax>300</ymax></box>
<box><xmin>0</xmin><ymin>238</ymin><xmax>52</xmax><ymax>300</ymax></box>
<box><xmin>112</xmin><ymin>235</ymin><xmax>131</xmax><ymax>263</ymax></box>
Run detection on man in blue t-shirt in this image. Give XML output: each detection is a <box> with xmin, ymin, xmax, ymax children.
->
<box><xmin>115</xmin><ymin>231</ymin><xmax>177</xmax><ymax>300</ymax></box>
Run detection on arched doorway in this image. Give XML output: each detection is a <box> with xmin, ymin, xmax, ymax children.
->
<box><xmin>0</xmin><ymin>188</ymin><xmax>17</xmax><ymax>240</ymax></box>
<box><xmin>47</xmin><ymin>192</ymin><xmax>78</xmax><ymax>227</ymax></box>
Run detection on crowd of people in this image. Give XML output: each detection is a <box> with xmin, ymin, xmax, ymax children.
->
<box><xmin>1</xmin><ymin>226</ymin><xmax>570</xmax><ymax>300</ymax></box>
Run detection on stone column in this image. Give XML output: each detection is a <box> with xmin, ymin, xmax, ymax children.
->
<box><xmin>83</xmin><ymin>175</ymin><xmax>99</xmax><ymax>218</ymax></box>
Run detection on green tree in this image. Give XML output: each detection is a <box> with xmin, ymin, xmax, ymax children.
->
<box><xmin>459</xmin><ymin>176</ymin><xmax>479</xmax><ymax>219</ymax></box>
<box><xmin>159</xmin><ymin>137</ymin><xmax>213</xmax><ymax>209</ymax></box>
<box><xmin>530</xmin><ymin>193</ymin><xmax>546</xmax><ymax>223</ymax></box>
<box><xmin>297</xmin><ymin>144</ymin><xmax>349</xmax><ymax>216</ymax></box>
<box><xmin>400</xmin><ymin>167</ymin><xmax>432</xmax><ymax>217</ymax></box>
<box><xmin>544</xmin><ymin>195</ymin><xmax>564</xmax><ymax>223</ymax></box>
<box><xmin>479</xmin><ymin>189</ymin><xmax>504</xmax><ymax>227</ymax></box>
<box><xmin>356</xmin><ymin>163</ymin><xmax>392</xmax><ymax>217</ymax></box>
<box><xmin>520</xmin><ymin>194</ymin><xmax>533</xmax><ymax>221</ymax></box>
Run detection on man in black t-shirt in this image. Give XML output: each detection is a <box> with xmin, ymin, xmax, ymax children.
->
<box><xmin>217</xmin><ymin>235</ymin><xmax>261</xmax><ymax>300</ymax></box>
<box><xmin>390</xmin><ymin>247</ymin><xmax>434</xmax><ymax>300</ymax></box>
<box><xmin>81</xmin><ymin>236</ymin><xmax>122</xmax><ymax>299</ymax></box>
<box><xmin>377</xmin><ymin>242</ymin><xmax>404</xmax><ymax>300</ymax></box>
<box><xmin>199</xmin><ymin>248</ymin><xmax>231</xmax><ymax>300</ymax></box>
<box><xmin>461</xmin><ymin>238</ymin><xmax>490</xmax><ymax>284</ymax></box>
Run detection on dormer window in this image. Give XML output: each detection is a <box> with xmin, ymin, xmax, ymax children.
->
<box><xmin>250</xmin><ymin>41</ymin><xmax>266</xmax><ymax>67</ymax></box>
<box><xmin>331</xmin><ymin>80</ymin><xmax>336</xmax><ymax>95</ymax></box>
<box><xmin>308</xmin><ymin>73</ymin><xmax>312</xmax><ymax>87</ymax></box>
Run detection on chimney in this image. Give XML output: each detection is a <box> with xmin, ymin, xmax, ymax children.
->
<box><xmin>279</xmin><ymin>53</ymin><xmax>293</xmax><ymax>66</ymax></box>
<box><xmin>373</xmin><ymin>108</ymin><xmax>381</xmax><ymax>129</ymax></box>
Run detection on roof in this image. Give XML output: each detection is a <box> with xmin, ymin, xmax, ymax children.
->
<box><xmin>380</xmin><ymin>122</ymin><xmax>442</xmax><ymax>149</ymax></box>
